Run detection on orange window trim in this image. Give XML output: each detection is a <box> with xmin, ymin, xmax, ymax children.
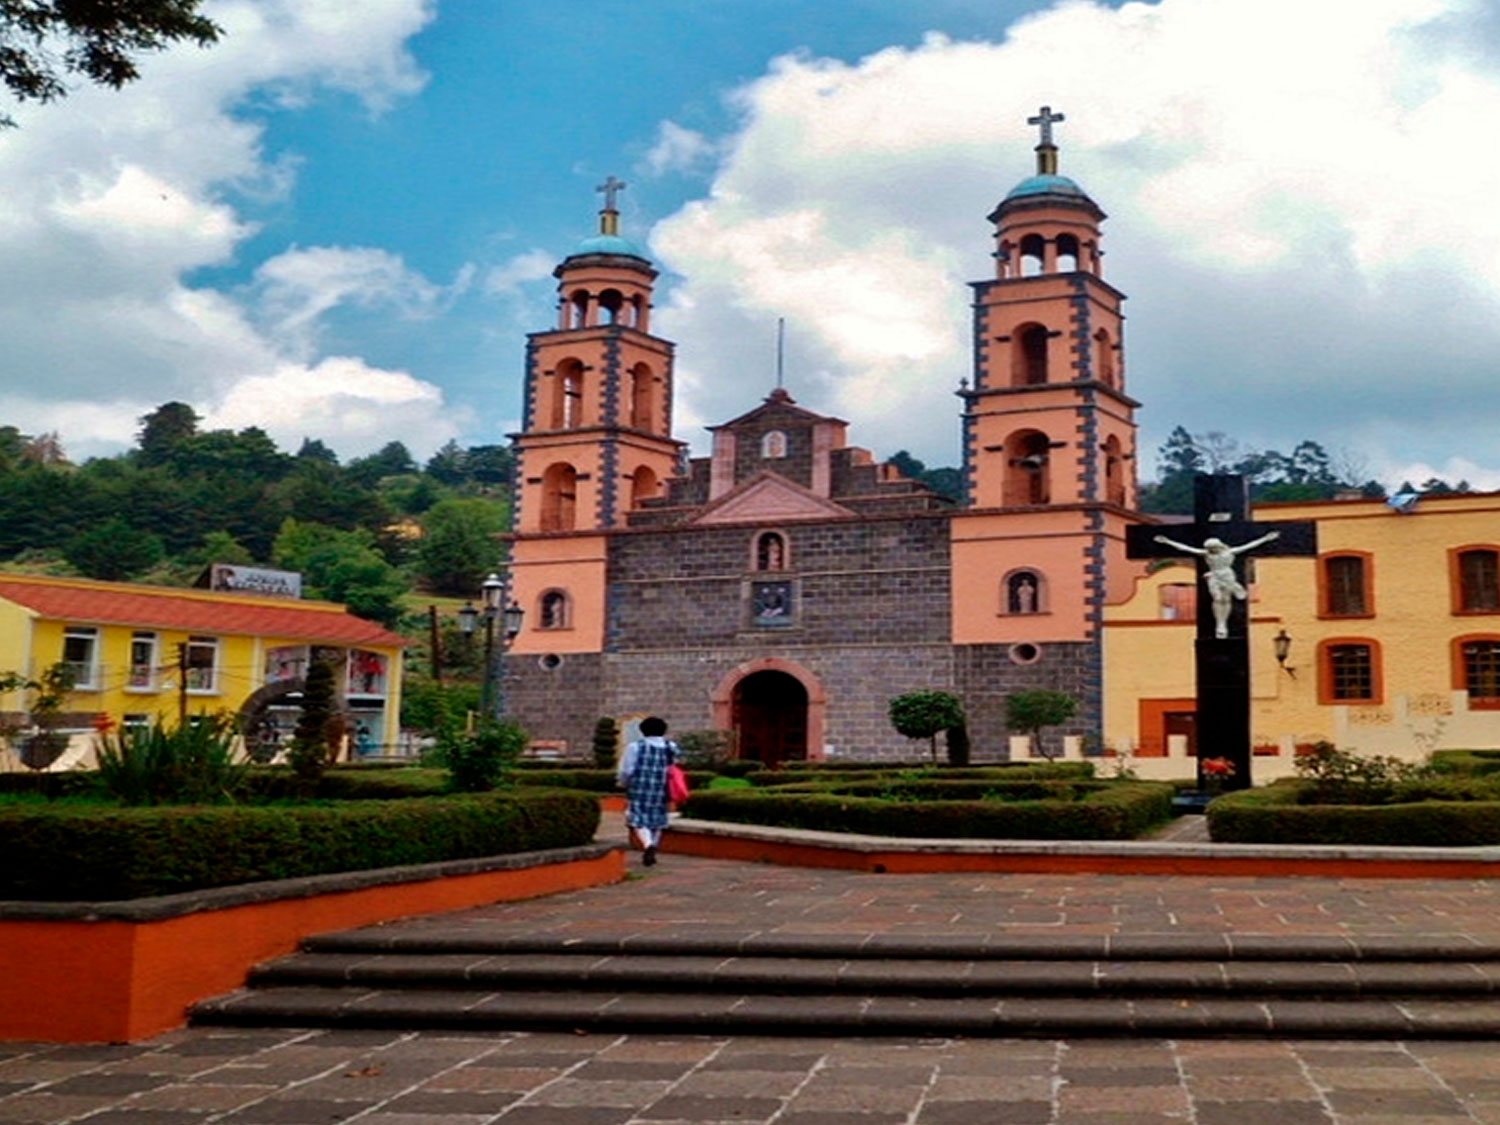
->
<box><xmin>1137</xmin><ymin>697</ymin><xmax>1195</xmax><ymax>758</ymax></box>
<box><xmin>1316</xmin><ymin>550</ymin><xmax>1375</xmax><ymax>619</ymax></box>
<box><xmin>1448</xmin><ymin>544</ymin><xmax>1500</xmax><ymax>616</ymax></box>
<box><xmin>1452</xmin><ymin>633</ymin><xmax>1500</xmax><ymax>710</ymax></box>
<box><xmin>1316</xmin><ymin>636</ymin><xmax>1384</xmax><ymax>706</ymax></box>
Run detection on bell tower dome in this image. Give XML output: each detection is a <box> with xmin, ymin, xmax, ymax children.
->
<box><xmin>963</xmin><ymin>107</ymin><xmax>1138</xmax><ymax>512</ymax></box>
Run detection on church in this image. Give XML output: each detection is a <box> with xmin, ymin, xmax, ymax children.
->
<box><xmin>502</xmin><ymin>112</ymin><xmax>1145</xmax><ymax>763</ymax></box>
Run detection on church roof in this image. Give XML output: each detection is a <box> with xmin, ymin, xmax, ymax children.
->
<box><xmin>689</xmin><ymin>471</ymin><xmax>857</xmax><ymax>526</ymax></box>
<box><xmin>1003</xmin><ymin>173</ymin><xmax>1093</xmax><ymax>203</ymax></box>
<box><xmin>707</xmin><ymin>388</ymin><xmax>847</xmax><ymax>431</ymax></box>
<box><xmin>569</xmin><ymin>233</ymin><xmax>649</xmax><ymax>260</ymax></box>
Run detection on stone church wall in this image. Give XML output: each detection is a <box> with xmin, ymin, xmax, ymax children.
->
<box><xmin>954</xmin><ymin>641</ymin><xmax>1100</xmax><ymax>759</ymax></box>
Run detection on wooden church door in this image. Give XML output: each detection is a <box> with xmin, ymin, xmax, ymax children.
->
<box><xmin>732</xmin><ymin>670</ymin><xmax>809</xmax><ymax>768</ymax></box>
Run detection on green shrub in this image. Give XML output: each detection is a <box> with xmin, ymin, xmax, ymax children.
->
<box><xmin>440</xmin><ymin>719</ymin><xmax>527</xmax><ymax>792</ymax></box>
<box><xmin>681</xmin><ymin>780</ymin><xmax>1171</xmax><ymax>841</ymax></box>
<box><xmin>244</xmin><ymin>765</ymin><xmax>450</xmax><ymax>801</ymax></box>
<box><xmin>0</xmin><ymin>789</ymin><xmax>600</xmax><ymax>901</ymax></box>
<box><xmin>1208</xmin><ymin>780</ymin><xmax>1500</xmax><ymax>846</ymax></box>
<box><xmin>592</xmin><ymin>717</ymin><xmax>620</xmax><ymax>769</ymax></box>
<box><xmin>676</xmin><ymin>729</ymin><xmax>736</xmax><ymax>770</ymax></box>
<box><xmin>95</xmin><ymin>716</ymin><xmax>248</xmax><ymax>805</ymax></box>
<box><xmin>1431</xmin><ymin>750</ymin><xmax>1500</xmax><ymax>777</ymax></box>
<box><xmin>288</xmin><ymin>660</ymin><xmax>340</xmax><ymax>784</ymax></box>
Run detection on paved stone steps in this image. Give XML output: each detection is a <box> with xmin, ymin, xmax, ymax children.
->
<box><xmin>190</xmin><ymin>933</ymin><xmax>1500</xmax><ymax>1037</ymax></box>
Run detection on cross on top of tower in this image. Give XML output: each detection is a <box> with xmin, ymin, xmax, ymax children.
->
<box><xmin>1027</xmin><ymin>105</ymin><xmax>1065</xmax><ymax>148</ymax></box>
<box><xmin>596</xmin><ymin>175</ymin><xmax>626</xmax><ymax>212</ymax></box>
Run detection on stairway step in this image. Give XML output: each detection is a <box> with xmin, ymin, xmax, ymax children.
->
<box><xmin>300</xmin><ymin>930</ymin><xmax>1500</xmax><ymax>962</ymax></box>
<box><xmin>189</xmin><ymin>986</ymin><xmax>1500</xmax><ymax>1038</ymax></box>
<box><xmin>249</xmin><ymin>952</ymin><xmax>1500</xmax><ymax>999</ymax></box>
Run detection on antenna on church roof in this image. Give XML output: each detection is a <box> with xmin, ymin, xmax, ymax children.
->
<box><xmin>776</xmin><ymin>317</ymin><xmax>785</xmax><ymax>390</ymax></box>
<box><xmin>1027</xmin><ymin>105</ymin><xmax>1065</xmax><ymax>175</ymax></box>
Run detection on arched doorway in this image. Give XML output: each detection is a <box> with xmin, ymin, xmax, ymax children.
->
<box><xmin>732</xmin><ymin>670</ymin><xmax>808</xmax><ymax>768</ymax></box>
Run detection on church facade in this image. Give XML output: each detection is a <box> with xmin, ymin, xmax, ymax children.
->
<box><xmin>502</xmin><ymin>125</ymin><xmax>1147</xmax><ymax>763</ymax></box>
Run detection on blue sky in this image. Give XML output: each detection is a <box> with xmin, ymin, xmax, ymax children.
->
<box><xmin>3</xmin><ymin>0</ymin><xmax>1500</xmax><ymax>490</ymax></box>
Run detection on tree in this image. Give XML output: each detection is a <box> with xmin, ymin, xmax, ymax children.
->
<box><xmin>272</xmin><ymin>519</ymin><xmax>407</xmax><ymax>627</ymax></box>
<box><xmin>416</xmin><ymin>497</ymin><xmax>505</xmax><ymax>595</ymax></box>
<box><xmin>288</xmin><ymin>659</ymin><xmax>339</xmax><ymax>783</ymax></box>
<box><xmin>347</xmin><ymin>441</ymin><xmax>416</xmax><ymax>487</ymax></box>
<box><xmin>592</xmin><ymin>716</ymin><xmax>619</xmax><ymax>769</ymax></box>
<box><xmin>888</xmin><ymin>690</ymin><xmax>966</xmax><ymax>763</ymax></box>
<box><xmin>465</xmin><ymin>444</ymin><xmax>513</xmax><ymax>488</ymax></box>
<box><xmin>425</xmin><ymin>439</ymin><xmax>467</xmax><ymax>486</ymax></box>
<box><xmin>1140</xmin><ymin>426</ymin><xmax>1203</xmax><ymax>514</ymax></box>
<box><xmin>0</xmin><ymin>0</ymin><xmax>220</xmax><ymax>127</ymax></box>
<box><xmin>136</xmin><ymin>401</ymin><xmax>199</xmax><ymax>466</ymax></box>
<box><xmin>63</xmin><ymin>517</ymin><xmax>163</xmax><ymax>579</ymax></box>
<box><xmin>295</xmin><ymin>438</ymin><xmax>339</xmax><ymax>464</ymax></box>
<box><xmin>1005</xmin><ymin>690</ymin><xmax>1078</xmax><ymax>761</ymax></box>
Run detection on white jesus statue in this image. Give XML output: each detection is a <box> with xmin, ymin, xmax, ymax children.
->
<box><xmin>1152</xmin><ymin>531</ymin><xmax>1281</xmax><ymax>639</ymax></box>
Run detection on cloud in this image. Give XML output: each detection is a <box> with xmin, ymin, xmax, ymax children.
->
<box><xmin>0</xmin><ymin>0</ymin><xmax>451</xmax><ymax>461</ymax></box>
<box><xmin>641</xmin><ymin>121</ymin><xmax>717</xmax><ymax>176</ymax></box>
<box><xmin>484</xmin><ymin>250</ymin><xmax>557</xmax><ymax>297</ymax></box>
<box><xmin>650</xmin><ymin>0</ymin><xmax>1500</xmax><ymax>484</ymax></box>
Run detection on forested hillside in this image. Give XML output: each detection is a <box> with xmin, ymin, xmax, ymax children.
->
<box><xmin>0</xmin><ymin>403</ymin><xmax>511</xmax><ymax>627</ymax></box>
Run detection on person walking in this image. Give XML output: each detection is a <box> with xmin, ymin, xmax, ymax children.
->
<box><xmin>616</xmin><ymin>716</ymin><xmax>679</xmax><ymax>866</ymax></box>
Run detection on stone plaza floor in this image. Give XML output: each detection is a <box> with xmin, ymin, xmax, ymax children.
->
<box><xmin>7</xmin><ymin>832</ymin><xmax>1500</xmax><ymax>1122</ymax></box>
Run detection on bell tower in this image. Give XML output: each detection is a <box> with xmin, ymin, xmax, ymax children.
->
<box><xmin>963</xmin><ymin>107</ymin><xmax>1138</xmax><ymax>512</ymax></box>
<box><xmin>509</xmin><ymin>180</ymin><xmax>685</xmax><ymax>654</ymax></box>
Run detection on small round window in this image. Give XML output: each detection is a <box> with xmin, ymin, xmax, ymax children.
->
<box><xmin>1008</xmin><ymin>642</ymin><xmax>1041</xmax><ymax>665</ymax></box>
<box><xmin>538</xmin><ymin>653</ymin><xmax>564</xmax><ymax>671</ymax></box>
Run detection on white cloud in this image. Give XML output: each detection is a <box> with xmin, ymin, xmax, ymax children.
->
<box><xmin>650</xmin><ymin>0</ymin><xmax>1500</xmax><ymax>483</ymax></box>
<box><xmin>641</xmin><ymin>121</ymin><xmax>717</xmax><ymax>176</ymax></box>
<box><xmin>484</xmin><ymin>250</ymin><xmax>557</xmax><ymax>296</ymax></box>
<box><xmin>0</xmin><ymin>0</ymin><xmax>450</xmax><ymax>461</ymax></box>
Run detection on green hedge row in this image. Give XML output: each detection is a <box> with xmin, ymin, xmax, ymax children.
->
<box><xmin>0</xmin><ymin>788</ymin><xmax>600</xmax><ymax>901</ymax></box>
<box><xmin>749</xmin><ymin>763</ymin><xmax>1094</xmax><ymax>788</ymax></box>
<box><xmin>1207</xmin><ymin>781</ymin><xmax>1500</xmax><ymax>846</ymax></box>
<box><xmin>1431</xmin><ymin>750</ymin><xmax>1500</xmax><ymax>777</ymax></box>
<box><xmin>680</xmin><ymin>781</ymin><xmax>1172</xmax><ymax>841</ymax></box>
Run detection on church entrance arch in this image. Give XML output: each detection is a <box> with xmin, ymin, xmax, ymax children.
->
<box><xmin>711</xmin><ymin>657</ymin><xmax>826</xmax><ymax>768</ymax></box>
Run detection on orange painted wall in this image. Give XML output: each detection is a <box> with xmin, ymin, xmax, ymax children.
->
<box><xmin>0</xmin><ymin>850</ymin><xmax>624</xmax><ymax>1043</ymax></box>
<box><xmin>950</xmin><ymin>509</ymin><xmax>1095</xmax><ymax>643</ymax></box>
<box><xmin>509</xmin><ymin>534</ymin><xmax>608</xmax><ymax>653</ymax></box>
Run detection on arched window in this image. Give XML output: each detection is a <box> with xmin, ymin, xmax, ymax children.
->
<box><xmin>761</xmin><ymin>430</ymin><xmax>787</xmax><ymax>459</ymax></box>
<box><xmin>550</xmin><ymin>358</ymin><xmax>584</xmax><ymax>430</ymax></box>
<box><xmin>1003</xmin><ymin>569</ymin><xmax>1045</xmax><ymax>614</ymax></box>
<box><xmin>1004</xmin><ymin>430</ymin><xmax>1050</xmax><ymax>506</ymax></box>
<box><xmin>538</xmin><ymin>589</ymin><xmax>571</xmax><ymax>630</ymax></box>
<box><xmin>630</xmin><ymin>363</ymin><xmax>653</xmax><ymax>429</ymax></box>
<box><xmin>540</xmin><ymin>462</ymin><xmax>578</xmax><ymax>531</ymax></box>
<box><xmin>1055</xmin><ymin>234</ymin><xmax>1079</xmax><ymax>272</ymax></box>
<box><xmin>1094</xmin><ymin>328</ymin><xmax>1114</xmax><ymax>387</ymax></box>
<box><xmin>1019</xmin><ymin>233</ymin><xmax>1045</xmax><ymax>277</ymax></box>
<box><xmin>1454</xmin><ymin>547</ymin><xmax>1500</xmax><ymax>613</ymax></box>
<box><xmin>1320</xmin><ymin>552</ymin><xmax>1373</xmax><ymax>617</ymax></box>
<box><xmin>630</xmin><ymin>464</ymin><xmax>659</xmax><ymax>508</ymax></box>
<box><xmin>1103</xmin><ymin>435</ymin><xmax>1125</xmax><ymax>506</ymax></box>
<box><xmin>754</xmin><ymin>531</ymin><xmax>788</xmax><ymax>571</ymax></box>
<box><xmin>1013</xmin><ymin>324</ymin><xmax>1049</xmax><ymax>386</ymax></box>
<box><xmin>1318</xmin><ymin>638</ymin><xmax>1381</xmax><ymax>704</ymax></box>
<box><xmin>570</xmin><ymin>289</ymin><xmax>590</xmax><ymax>329</ymax></box>
<box><xmin>598</xmin><ymin>288</ymin><xmax>623</xmax><ymax>325</ymax></box>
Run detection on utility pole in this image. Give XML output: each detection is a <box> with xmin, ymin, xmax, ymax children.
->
<box><xmin>176</xmin><ymin>642</ymin><xmax>188</xmax><ymax>725</ymax></box>
<box><xmin>428</xmin><ymin>605</ymin><xmax>443</xmax><ymax>684</ymax></box>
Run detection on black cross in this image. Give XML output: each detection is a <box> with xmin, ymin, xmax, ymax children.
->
<box><xmin>1126</xmin><ymin>475</ymin><xmax>1317</xmax><ymax>791</ymax></box>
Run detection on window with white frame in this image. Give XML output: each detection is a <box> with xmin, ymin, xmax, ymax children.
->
<box><xmin>184</xmin><ymin>635</ymin><xmax>219</xmax><ymax>693</ymax></box>
<box><xmin>62</xmin><ymin>626</ymin><xmax>99</xmax><ymax>689</ymax></box>
<box><xmin>128</xmin><ymin>631</ymin><xmax>158</xmax><ymax>690</ymax></box>
<box><xmin>122</xmin><ymin>713</ymin><xmax>151</xmax><ymax>735</ymax></box>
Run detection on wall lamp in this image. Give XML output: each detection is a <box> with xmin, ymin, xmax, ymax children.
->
<box><xmin>1273</xmin><ymin>628</ymin><xmax>1296</xmax><ymax>678</ymax></box>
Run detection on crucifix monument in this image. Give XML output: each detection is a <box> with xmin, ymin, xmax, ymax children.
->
<box><xmin>1126</xmin><ymin>475</ymin><xmax>1317</xmax><ymax>791</ymax></box>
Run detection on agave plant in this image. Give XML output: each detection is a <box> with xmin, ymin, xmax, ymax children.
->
<box><xmin>94</xmin><ymin>715</ymin><xmax>248</xmax><ymax>805</ymax></box>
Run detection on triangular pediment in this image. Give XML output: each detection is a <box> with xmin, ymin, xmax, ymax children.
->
<box><xmin>691</xmin><ymin>471</ymin><xmax>855</xmax><ymax>525</ymax></box>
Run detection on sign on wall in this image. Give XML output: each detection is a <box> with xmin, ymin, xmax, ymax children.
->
<box><xmin>209</xmin><ymin>564</ymin><xmax>303</xmax><ymax>599</ymax></box>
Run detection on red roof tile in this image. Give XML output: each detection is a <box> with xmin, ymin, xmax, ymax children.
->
<box><xmin>0</xmin><ymin>577</ymin><xmax>406</xmax><ymax>648</ymax></box>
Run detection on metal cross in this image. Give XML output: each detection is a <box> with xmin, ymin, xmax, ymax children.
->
<box><xmin>1027</xmin><ymin>105</ymin><xmax>1065</xmax><ymax>147</ymax></box>
<box><xmin>596</xmin><ymin>176</ymin><xmax>627</xmax><ymax>210</ymax></box>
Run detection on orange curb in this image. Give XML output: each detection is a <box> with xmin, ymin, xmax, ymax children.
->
<box><xmin>663</xmin><ymin>832</ymin><xmax>1500</xmax><ymax>880</ymax></box>
<box><xmin>0</xmin><ymin>849</ymin><xmax>624</xmax><ymax>1044</ymax></box>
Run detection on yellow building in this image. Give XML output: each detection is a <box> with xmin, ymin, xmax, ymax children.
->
<box><xmin>1104</xmin><ymin>491</ymin><xmax>1500</xmax><ymax>780</ymax></box>
<box><xmin>0</xmin><ymin>574</ymin><xmax>407</xmax><ymax>770</ymax></box>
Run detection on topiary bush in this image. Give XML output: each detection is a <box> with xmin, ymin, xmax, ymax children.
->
<box><xmin>1208</xmin><ymin>780</ymin><xmax>1500</xmax><ymax>846</ymax></box>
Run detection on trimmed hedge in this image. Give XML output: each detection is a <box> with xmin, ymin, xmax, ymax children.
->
<box><xmin>0</xmin><ymin>788</ymin><xmax>600</xmax><ymax>901</ymax></box>
<box><xmin>750</xmin><ymin>763</ymin><xmax>1093</xmax><ymax>788</ymax></box>
<box><xmin>680</xmin><ymin>781</ymin><xmax>1172</xmax><ymax>841</ymax></box>
<box><xmin>1207</xmin><ymin>781</ymin><xmax>1500</xmax><ymax>846</ymax></box>
<box><xmin>1431</xmin><ymin>750</ymin><xmax>1500</xmax><ymax>777</ymax></box>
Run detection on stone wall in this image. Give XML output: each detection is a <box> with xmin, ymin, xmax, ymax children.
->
<box><xmin>954</xmin><ymin>641</ymin><xmax>1100</xmax><ymax>760</ymax></box>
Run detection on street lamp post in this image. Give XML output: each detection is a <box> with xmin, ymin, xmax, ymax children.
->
<box><xmin>478</xmin><ymin>572</ymin><xmax>524</xmax><ymax>721</ymax></box>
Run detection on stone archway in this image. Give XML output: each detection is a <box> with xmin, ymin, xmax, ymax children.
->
<box><xmin>712</xmin><ymin>658</ymin><xmax>826</xmax><ymax>767</ymax></box>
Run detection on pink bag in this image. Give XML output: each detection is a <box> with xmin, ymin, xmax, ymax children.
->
<box><xmin>667</xmin><ymin>763</ymin><xmax>690</xmax><ymax>804</ymax></box>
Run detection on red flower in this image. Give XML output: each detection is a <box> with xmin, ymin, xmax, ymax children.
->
<box><xmin>1201</xmin><ymin>757</ymin><xmax>1235</xmax><ymax>777</ymax></box>
<box><xmin>91</xmin><ymin>713</ymin><xmax>115</xmax><ymax>734</ymax></box>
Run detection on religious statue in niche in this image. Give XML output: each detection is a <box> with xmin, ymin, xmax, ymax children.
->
<box><xmin>1008</xmin><ymin>573</ymin><xmax>1038</xmax><ymax>614</ymax></box>
<box><xmin>1152</xmin><ymin>531</ymin><xmax>1281</xmax><ymax>639</ymax></box>
<box><xmin>751</xmin><ymin>581</ymin><xmax>793</xmax><ymax>626</ymax></box>
<box><xmin>756</xmin><ymin>532</ymin><xmax>786</xmax><ymax>571</ymax></box>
